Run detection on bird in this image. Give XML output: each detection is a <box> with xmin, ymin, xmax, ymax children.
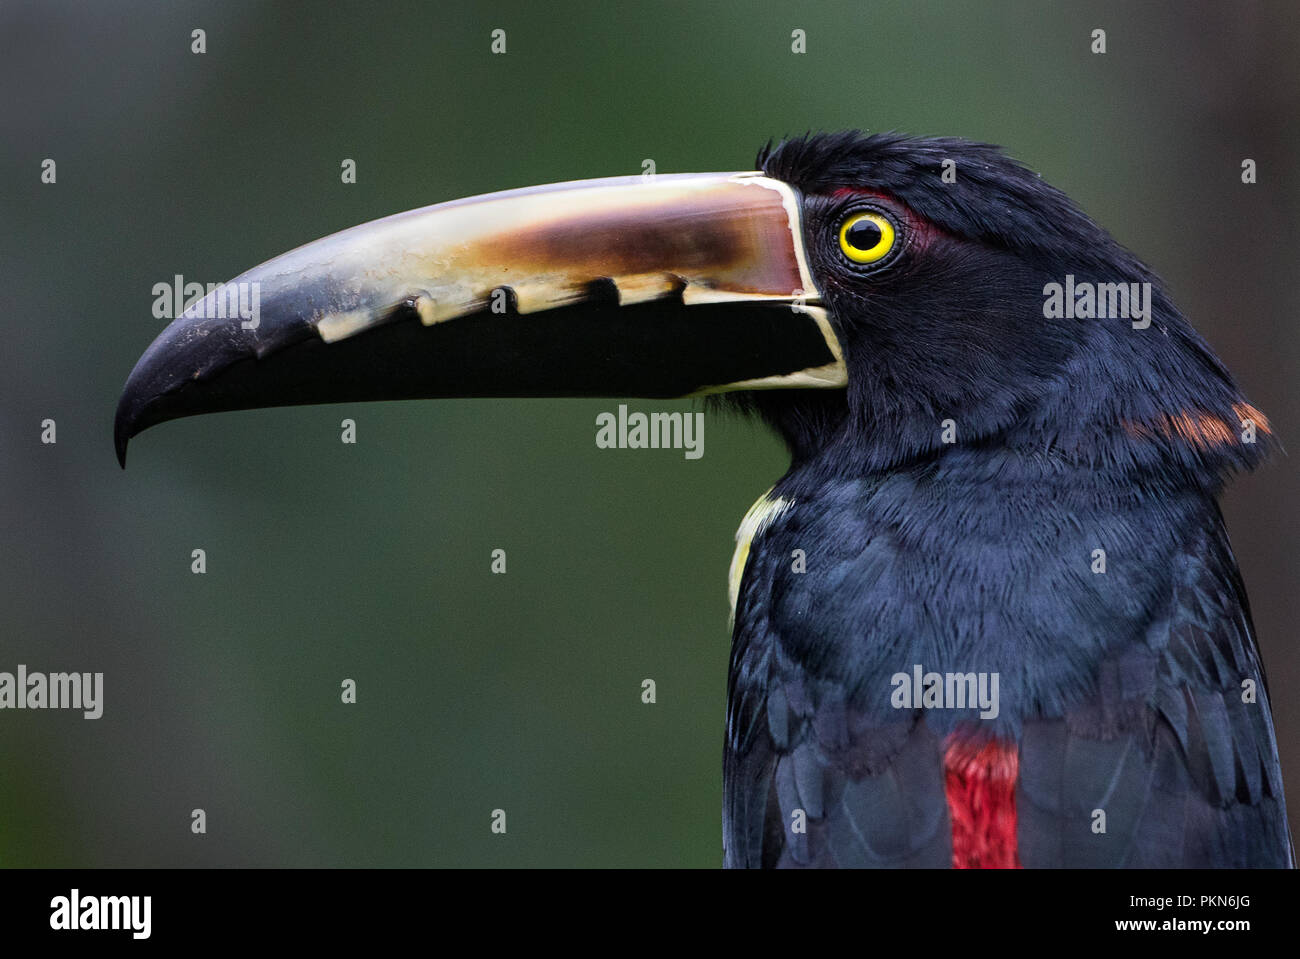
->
<box><xmin>115</xmin><ymin>131</ymin><xmax>1293</xmax><ymax>868</ymax></box>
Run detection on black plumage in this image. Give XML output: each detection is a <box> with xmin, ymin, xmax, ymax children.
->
<box><xmin>721</xmin><ymin>132</ymin><xmax>1292</xmax><ymax>867</ymax></box>
<box><xmin>112</xmin><ymin>126</ymin><xmax>1292</xmax><ymax>868</ymax></box>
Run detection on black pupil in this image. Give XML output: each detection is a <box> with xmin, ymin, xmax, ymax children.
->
<box><xmin>847</xmin><ymin>218</ymin><xmax>883</xmax><ymax>251</ymax></box>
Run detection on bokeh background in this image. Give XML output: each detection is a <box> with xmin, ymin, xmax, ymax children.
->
<box><xmin>1</xmin><ymin>0</ymin><xmax>1296</xmax><ymax>867</ymax></box>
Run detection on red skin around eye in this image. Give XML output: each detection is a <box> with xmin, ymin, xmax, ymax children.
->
<box><xmin>828</xmin><ymin>186</ymin><xmax>944</xmax><ymax>252</ymax></box>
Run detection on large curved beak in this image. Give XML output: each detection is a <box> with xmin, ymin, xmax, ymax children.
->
<box><xmin>114</xmin><ymin>172</ymin><xmax>844</xmax><ymax>466</ymax></box>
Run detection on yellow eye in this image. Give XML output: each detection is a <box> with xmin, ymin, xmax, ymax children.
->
<box><xmin>838</xmin><ymin>212</ymin><xmax>896</xmax><ymax>264</ymax></box>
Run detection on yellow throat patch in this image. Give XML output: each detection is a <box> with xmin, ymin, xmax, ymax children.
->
<box><xmin>728</xmin><ymin>490</ymin><xmax>791</xmax><ymax>625</ymax></box>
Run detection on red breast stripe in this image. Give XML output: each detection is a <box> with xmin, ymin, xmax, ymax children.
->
<box><xmin>943</xmin><ymin>736</ymin><xmax>1021</xmax><ymax>869</ymax></box>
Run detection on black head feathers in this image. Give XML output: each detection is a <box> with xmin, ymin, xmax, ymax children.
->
<box><xmin>736</xmin><ymin>131</ymin><xmax>1274</xmax><ymax>488</ymax></box>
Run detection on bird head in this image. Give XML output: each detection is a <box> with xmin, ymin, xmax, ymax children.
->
<box><xmin>116</xmin><ymin>131</ymin><xmax>1270</xmax><ymax>486</ymax></box>
<box><xmin>739</xmin><ymin>132</ymin><xmax>1271</xmax><ymax>486</ymax></box>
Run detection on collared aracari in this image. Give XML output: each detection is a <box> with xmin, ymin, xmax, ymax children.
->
<box><xmin>116</xmin><ymin>131</ymin><xmax>1293</xmax><ymax>868</ymax></box>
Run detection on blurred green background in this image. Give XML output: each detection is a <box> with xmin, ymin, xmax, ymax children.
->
<box><xmin>1</xmin><ymin>0</ymin><xmax>1296</xmax><ymax>866</ymax></box>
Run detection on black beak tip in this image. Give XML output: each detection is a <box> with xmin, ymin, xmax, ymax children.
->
<box><xmin>114</xmin><ymin>362</ymin><xmax>164</xmax><ymax>470</ymax></box>
<box><xmin>114</xmin><ymin>391</ymin><xmax>137</xmax><ymax>468</ymax></box>
<box><xmin>112</xmin><ymin>313</ymin><xmax>241</xmax><ymax>470</ymax></box>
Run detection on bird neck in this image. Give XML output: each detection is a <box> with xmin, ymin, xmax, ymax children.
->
<box><xmin>765</xmin><ymin>312</ymin><xmax>1271</xmax><ymax>495</ymax></box>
